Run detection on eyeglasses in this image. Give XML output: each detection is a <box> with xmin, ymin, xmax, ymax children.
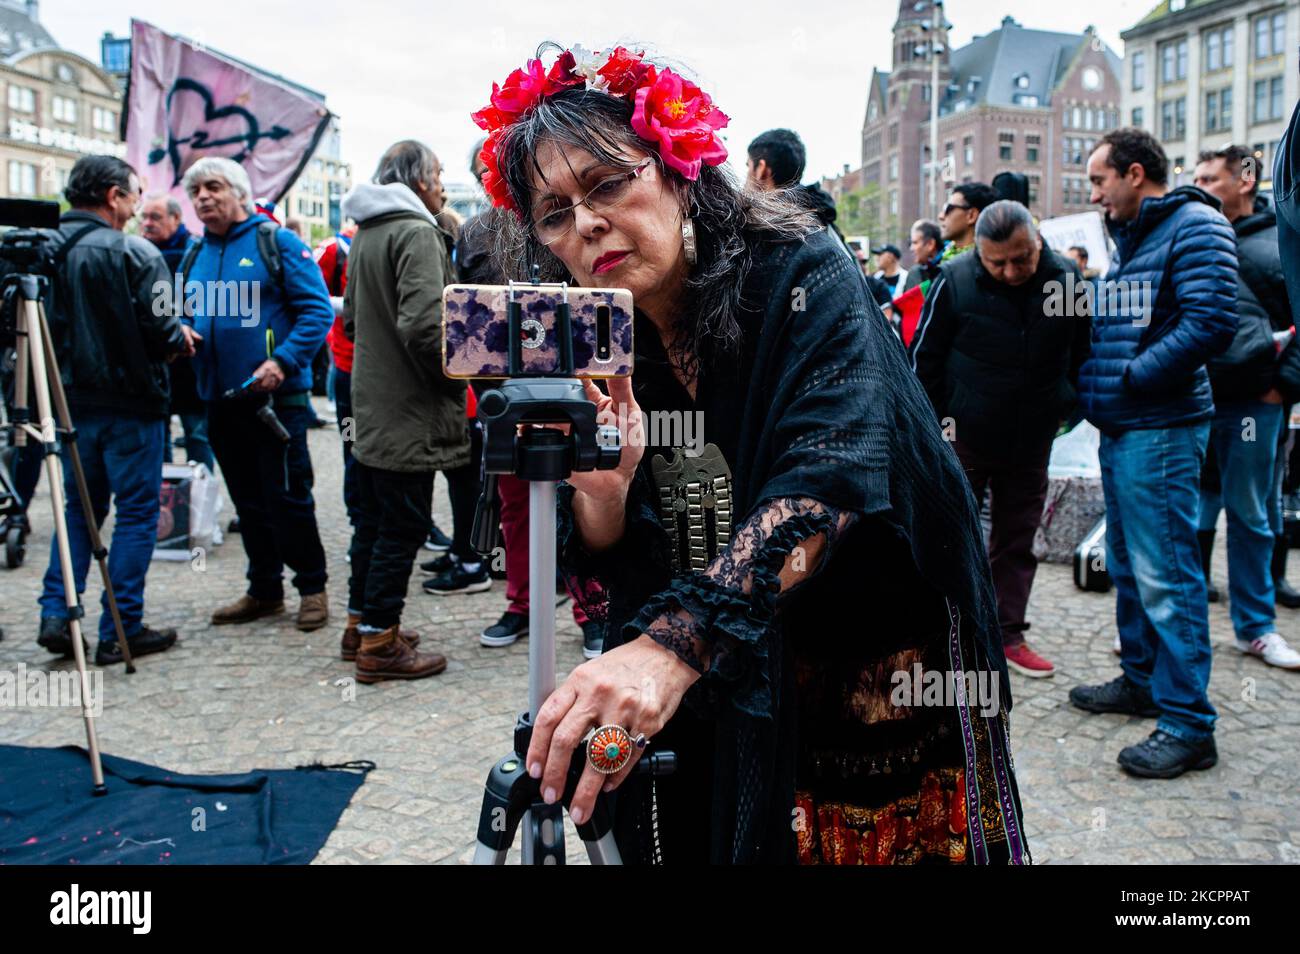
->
<box><xmin>942</xmin><ymin>201</ymin><xmax>972</xmax><ymax>217</ymax></box>
<box><xmin>533</xmin><ymin>159</ymin><xmax>655</xmax><ymax>246</ymax></box>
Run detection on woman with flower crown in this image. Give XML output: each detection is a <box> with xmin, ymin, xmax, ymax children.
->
<box><xmin>470</xmin><ymin>44</ymin><xmax>1031</xmax><ymax>865</ymax></box>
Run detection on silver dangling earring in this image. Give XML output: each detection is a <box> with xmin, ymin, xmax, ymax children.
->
<box><xmin>681</xmin><ymin>216</ymin><xmax>697</xmax><ymax>266</ymax></box>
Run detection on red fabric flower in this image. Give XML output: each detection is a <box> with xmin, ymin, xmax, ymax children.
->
<box><xmin>477</xmin><ymin>131</ymin><xmax>516</xmax><ymax>213</ymax></box>
<box><xmin>597</xmin><ymin>46</ymin><xmax>651</xmax><ymax>96</ymax></box>
<box><xmin>544</xmin><ymin>50</ymin><xmax>583</xmax><ymax>96</ymax></box>
<box><xmin>630</xmin><ymin>67</ymin><xmax>729</xmax><ymax>180</ymax></box>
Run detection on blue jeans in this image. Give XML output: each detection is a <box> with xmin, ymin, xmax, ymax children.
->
<box><xmin>1101</xmin><ymin>423</ymin><xmax>1217</xmax><ymax>742</ymax></box>
<box><xmin>1197</xmin><ymin>399</ymin><xmax>1283</xmax><ymax>639</ymax></box>
<box><xmin>39</xmin><ymin>410</ymin><xmax>166</xmax><ymax>642</ymax></box>
<box><xmin>176</xmin><ymin>410</ymin><xmax>215</xmax><ymax>472</ymax></box>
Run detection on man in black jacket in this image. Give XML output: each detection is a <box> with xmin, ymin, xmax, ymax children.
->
<box><xmin>1192</xmin><ymin>147</ymin><xmax>1300</xmax><ymax>670</ymax></box>
<box><xmin>911</xmin><ymin>200</ymin><xmax>1091</xmax><ymax>678</ymax></box>
<box><xmin>35</xmin><ymin>155</ymin><xmax>194</xmax><ymax>665</ymax></box>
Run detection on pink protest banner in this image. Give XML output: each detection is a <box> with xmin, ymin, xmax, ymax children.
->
<box><xmin>124</xmin><ymin>19</ymin><xmax>331</xmax><ymax>233</ymax></box>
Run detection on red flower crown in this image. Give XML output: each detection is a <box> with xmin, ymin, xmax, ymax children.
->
<box><xmin>472</xmin><ymin>45</ymin><xmax>730</xmax><ymax>214</ymax></box>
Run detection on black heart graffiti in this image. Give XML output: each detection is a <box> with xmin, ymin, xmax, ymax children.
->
<box><xmin>148</xmin><ymin>78</ymin><xmax>292</xmax><ymax>186</ymax></box>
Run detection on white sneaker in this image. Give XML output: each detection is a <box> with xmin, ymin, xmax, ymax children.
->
<box><xmin>1235</xmin><ymin>633</ymin><xmax>1300</xmax><ymax>670</ymax></box>
<box><xmin>1112</xmin><ymin>634</ymin><xmax>1122</xmax><ymax>656</ymax></box>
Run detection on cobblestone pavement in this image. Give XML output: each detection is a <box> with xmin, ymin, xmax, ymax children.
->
<box><xmin>2</xmin><ymin>406</ymin><xmax>1298</xmax><ymax>865</ymax></box>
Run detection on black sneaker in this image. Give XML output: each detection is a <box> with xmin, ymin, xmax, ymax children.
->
<box><xmin>581</xmin><ymin>620</ymin><xmax>605</xmax><ymax>659</ymax></box>
<box><xmin>95</xmin><ymin>626</ymin><xmax>178</xmax><ymax>666</ymax></box>
<box><xmin>419</xmin><ymin>553</ymin><xmax>457</xmax><ymax>575</ymax></box>
<box><xmin>422</xmin><ymin>562</ymin><xmax>491</xmax><ymax>596</ymax></box>
<box><xmin>36</xmin><ymin>616</ymin><xmax>83</xmax><ymax>658</ymax></box>
<box><xmin>423</xmin><ymin>523</ymin><xmax>453</xmax><ymax>553</ymax></box>
<box><xmin>1068</xmin><ymin>674</ymin><xmax>1160</xmax><ymax>718</ymax></box>
<box><xmin>481</xmin><ymin>611</ymin><xmax>528</xmax><ymax>647</ymax></box>
<box><xmin>1117</xmin><ymin>730</ymin><xmax>1217</xmax><ymax>779</ymax></box>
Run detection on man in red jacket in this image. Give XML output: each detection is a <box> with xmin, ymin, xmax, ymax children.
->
<box><xmin>313</xmin><ymin>226</ymin><xmax>360</xmax><ymax>526</ymax></box>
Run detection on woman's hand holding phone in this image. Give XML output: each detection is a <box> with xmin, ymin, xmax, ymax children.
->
<box><xmin>566</xmin><ymin>376</ymin><xmax>643</xmax><ymax>553</ymax></box>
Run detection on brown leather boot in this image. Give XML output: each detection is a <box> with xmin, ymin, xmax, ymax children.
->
<box><xmin>340</xmin><ymin>613</ymin><xmax>422</xmax><ymax>661</ymax></box>
<box><xmin>355</xmin><ymin>625</ymin><xmax>446</xmax><ymax>683</ymax></box>
<box><xmin>296</xmin><ymin>591</ymin><xmax>329</xmax><ymax>632</ymax></box>
<box><xmin>211</xmin><ymin>594</ymin><xmax>285</xmax><ymax>625</ymax></box>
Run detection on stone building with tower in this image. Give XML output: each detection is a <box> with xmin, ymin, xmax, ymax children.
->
<box><xmin>824</xmin><ymin>2</ymin><xmax>1122</xmax><ymax>261</ymax></box>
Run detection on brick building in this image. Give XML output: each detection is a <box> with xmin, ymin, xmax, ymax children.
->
<box><xmin>824</xmin><ymin>3</ymin><xmax>1122</xmax><ymax>261</ymax></box>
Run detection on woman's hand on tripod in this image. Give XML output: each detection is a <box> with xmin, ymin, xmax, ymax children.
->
<box><xmin>567</xmin><ymin>375</ymin><xmax>643</xmax><ymax>553</ymax></box>
<box><xmin>525</xmin><ymin>634</ymin><xmax>700</xmax><ymax>826</ymax></box>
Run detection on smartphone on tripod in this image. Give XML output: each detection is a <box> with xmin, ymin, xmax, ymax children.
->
<box><xmin>442</xmin><ymin>283</ymin><xmax>633</xmax><ymax>378</ymax></box>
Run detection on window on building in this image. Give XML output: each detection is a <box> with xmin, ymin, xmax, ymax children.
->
<box><xmin>889</xmin><ymin>190</ymin><xmax>899</xmax><ymax>215</ymax></box>
<box><xmin>1160</xmin><ymin>38</ymin><xmax>1188</xmax><ymax>83</ymax></box>
<box><xmin>1132</xmin><ymin>107</ymin><xmax>1144</xmax><ymax>128</ymax></box>
<box><xmin>922</xmin><ymin>83</ymin><xmax>931</xmax><ymax>102</ymax></box>
<box><xmin>1255</xmin><ymin>76</ymin><xmax>1284</xmax><ymax>123</ymax></box>
<box><xmin>92</xmin><ymin>107</ymin><xmax>116</xmax><ymax>133</ymax></box>
<box><xmin>1204</xmin><ymin>24</ymin><xmax>1234</xmax><ymax>72</ymax></box>
<box><xmin>1132</xmin><ymin>51</ymin><xmax>1146</xmax><ymax>91</ymax></box>
<box><xmin>8</xmin><ymin>84</ymin><xmax>34</xmax><ymax>112</ymax></box>
<box><xmin>8</xmin><ymin>160</ymin><xmax>37</xmax><ymax>196</ymax></box>
<box><xmin>999</xmin><ymin>130</ymin><xmax>1014</xmax><ymax>161</ymax></box>
<box><xmin>963</xmin><ymin>135</ymin><xmax>973</xmax><ymax>165</ymax></box>
<box><xmin>1205</xmin><ymin>88</ymin><xmax>1232</xmax><ymax>131</ymax></box>
<box><xmin>1255</xmin><ymin>11</ymin><xmax>1286</xmax><ymax>59</ymax></box>
<box><xmin>52</xmin><ymin>96</ymin><xmax>76</xmax><ymax>124</ymax></box>
<box><xmin>889</xmin><ymin>153</ymin><xmax>899</xmax><ymax>181</ymax></box>
<box><xmin>1026</xmin><ymin>133</ymin><xmax>1040</xmax><ymax>163</ymax></box>
<box><xmin>1072</xmin><ymin>105</ymin><xmax>1082</xmax><ymax>128</ymax></box>
<box><xmin>889</xmin><ymin>123</ymin><xmax>899</xmax><ymax>147</ymax></box>
<box><xmin>1161</xmin><ymin>98</ymin><xmax>1186</xmax><ymax>140</ymax></box>
<box><xmin>1027</xmin><ymin>174</ymin><xmax>1040</xmax><ymax>205</ymax></box>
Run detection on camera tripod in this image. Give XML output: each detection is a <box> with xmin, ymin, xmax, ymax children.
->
<box><xmin>468</xmin><ymin>278</ymin><xmax>673</xmax><ymax>864</ymax></box>
<box><xmin>4</xmin><ymin>267</ymin><xmax>134</xmax><ymax>795</ymax></box>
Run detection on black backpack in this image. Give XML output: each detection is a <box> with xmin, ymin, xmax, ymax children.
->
<box><xmin>176</xmin><ymin>219</ymin><xmax>285</xmax><ymax>290</ymax></box>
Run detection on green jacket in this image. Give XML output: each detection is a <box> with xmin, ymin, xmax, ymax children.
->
<box><xmin>342</xmin><ymin>183</ymin><xmax>468</xmax><ymax>473</ymax></box>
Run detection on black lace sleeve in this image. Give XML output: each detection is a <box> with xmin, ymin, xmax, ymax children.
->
<box><xmin>556</xmin><ymin>471</ymin><xmax>669</xmax><ymax>624</ymax></box>
<box><xmin>629</xmin><ymin>497</ymin><xmax>857</xmax><ymax>718</ymax></box>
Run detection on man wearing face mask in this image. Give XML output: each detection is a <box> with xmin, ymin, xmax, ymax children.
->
<box><xmin>910</xmin><ymin>201</ymin><xmax>1091</xmax><ymax>680</ymax></box>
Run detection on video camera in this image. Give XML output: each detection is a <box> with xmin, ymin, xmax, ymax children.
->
<box><xmin>0</xmin><ymin>199</ymin><xmax>60</xmax><ymax>347</ymax></box>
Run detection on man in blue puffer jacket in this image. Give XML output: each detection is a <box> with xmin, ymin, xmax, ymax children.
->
<box><xmin>1069</xmin><ymin>129</ymin><xmax>1237</xmax><ymax>779</ymax></box>
<box><xmin>179</xmin><ymin>157</ymin><xmax>334</xmax><ymax>634</ymax></box>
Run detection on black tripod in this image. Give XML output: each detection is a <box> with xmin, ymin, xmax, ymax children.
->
<box><xmin>3</xmin><ymin>246</ymin><xmax>138</xmax><ymax>794</ymax></box>
<box><xmin>468</xmin><ymin>278</ymin><xmax>671</xmax><ymax>864</ymax></box>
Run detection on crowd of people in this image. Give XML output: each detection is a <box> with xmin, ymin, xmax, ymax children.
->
<box><xmin>4</xmin><ymin>40</ymin><xmax>1299</xmax><ymax>861</ymax></box>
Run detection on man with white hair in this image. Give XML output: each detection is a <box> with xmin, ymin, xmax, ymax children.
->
<box><xmin>140</xmin><ymin>193</ymin><xmax>210</xmax><ymax>472</ymax></box>
<box><xmin>910</xmin><ymin>200</ymin><xmax>1092</xmax><ymax>679</ymax></box>
<box><xmin>179</xmin><ymin>157</ymin><xmax>334</xmax><ymax>633</ymax></box>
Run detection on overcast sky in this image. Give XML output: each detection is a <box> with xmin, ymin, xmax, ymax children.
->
<box><xmin>41</xmin><ymin>0</ymin><xmax>1146</xmax><ymax>190</ymax></box>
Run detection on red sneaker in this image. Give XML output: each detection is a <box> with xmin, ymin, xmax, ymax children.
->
<box><xmin>1004</xmin><ymin>641</ymin><xmax>1056</xmax><ymax>678</ymax></box>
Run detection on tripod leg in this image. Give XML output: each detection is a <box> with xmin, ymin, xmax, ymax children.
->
<box><xmin>35</xmin><ymin>305</ymin><xmax>135</xmax><ymax>673</ymax></box>
<box><xmin>21</xmin><ymin>299</ymin><xmax>107</xmax><ymax>794</ymax></box>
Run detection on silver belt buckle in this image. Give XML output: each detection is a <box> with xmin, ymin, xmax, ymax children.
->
<box><xmin>650</xmin><ymin>443</ymin><xmax>733</xmax><ymax>572</ymax></box>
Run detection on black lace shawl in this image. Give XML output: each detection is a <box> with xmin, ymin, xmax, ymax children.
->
<box><xmin>558</xmin><ymin>227</ymin><xmax>1016</xmax><ymax>863</ymax></box>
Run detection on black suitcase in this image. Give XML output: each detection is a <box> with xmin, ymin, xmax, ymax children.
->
<box><xmin>1073</xmin><ymin>516</ymin><xmax>1111</xmax><ymax>592</ymax></box>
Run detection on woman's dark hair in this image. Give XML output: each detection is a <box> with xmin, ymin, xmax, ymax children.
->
<box><xmin>64</xmin><ymin>155</ymin><xmax>135</xmax><ymax>209</ymax></box>
<box><xmin>492</xmin><ymin>85</ymin><xmax>819</xmax><ymax>373</ymax></box>
<box><xmin>1098</xmin><ymin>128</ymin><xmax>1169</xmax><ymax>186</ymax></box>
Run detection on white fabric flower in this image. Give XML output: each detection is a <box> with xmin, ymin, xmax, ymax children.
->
<box><xmin>570</xmin><ymin>44</ymin><xmax>610</xmax><ymax>92</ymax></box>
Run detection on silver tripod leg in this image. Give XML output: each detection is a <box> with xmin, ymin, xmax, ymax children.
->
<box><xmin>19</xmin><ymin>298</ymin><xmax>107</xmax><ymax>792</ymax></box>
<box><xmin>521</xmin><ymin>478</ymin><xmax>557</xmax><ymax>865</ymax></box>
